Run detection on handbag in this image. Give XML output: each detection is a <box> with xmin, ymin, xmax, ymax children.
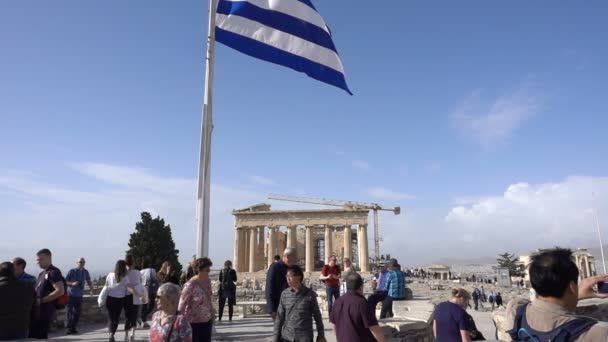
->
<box><xmin>98</xmin><ymin>285</ymin><xmax>109</xmax><ymax>307</ymax></box>
<box><xmin>98</xmin><ymin>276</ymin><xmax>109</xmax><ymax>307</ymax></box>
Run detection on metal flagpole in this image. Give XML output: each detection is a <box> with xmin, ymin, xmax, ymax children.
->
<box><xmin>196</xmin><ymin>0</ymin><xmax>217</xmax><ymax>258</ymax></box>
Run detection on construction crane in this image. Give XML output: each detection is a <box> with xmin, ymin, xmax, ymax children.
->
<box><xmin>267</xmin><ymin>194</ymin><xmax>401</xmax><ymax>262</ymax></box>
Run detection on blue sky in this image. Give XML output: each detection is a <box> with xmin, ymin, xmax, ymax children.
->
<box><xmin>1</xmin><ymin>1</ymin><xmax>608</xmax><ymax>274</ymax></box>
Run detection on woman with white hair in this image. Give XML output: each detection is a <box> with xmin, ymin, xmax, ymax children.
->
<box><xmin>149</xmin><ymin>283</ymin><xmax>192</xmax><ymax>342</ymax></box>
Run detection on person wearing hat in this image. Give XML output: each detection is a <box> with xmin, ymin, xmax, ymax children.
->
<box><xmin>320</xmin><ymin>255</ymin><xmax>341</xmax><ymax>314</ymax></box>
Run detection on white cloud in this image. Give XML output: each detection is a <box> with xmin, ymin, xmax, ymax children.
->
<box><xmin>249</xmin><ymin>175</ymin><xmax>276</xmax><ymax>186</ymax></box>
<box><xmin>445</xmin><ymin>176</ymin><xmax>608</xmax><ymax>254</ymax></box>
<box><xmin>0</xmin><ymin>163</ymin><xmax>263</xmax><ymax>276</ymax></box>
<box><xmin>366</xmin><ymin>187</ymin><xmax>415</xmax><ymax>201</ymax></box>
<box><xmin>451</xmin><ymin>83</ymin><xmax>540</xmax><ymax>147</ymax></box>
<box><xmin>352</xmin><ymin>159</ymin><xmax>371</xmax><ymax>171</ymax></box>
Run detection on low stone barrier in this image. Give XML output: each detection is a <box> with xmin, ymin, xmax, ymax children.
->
<box><xmin>379</xmin><ymin>297</ymin><xmax>435</xmax><ymax>342</ymax></box>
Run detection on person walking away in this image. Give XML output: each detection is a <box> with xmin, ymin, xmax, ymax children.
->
<box><xmin>0</xmin><ymin>262</ymin><xmax>35</xmax><ymax>340</ymax></box>
<box><xmin>330</xmin><ymin>272</ymin><xmax>385</xmax><ymax>342</ymax></box>
<box><xmin>480</xmin><ymin>286</ymin><xmax>486</xmax><ymax>303</ymax></box>
<box><xmin>149</xmin><ymin>283</ymin><xmax>192</xmax><ymax>342</ymax></box>
<box><xmin>105</xmin><ymin>260</ymin><xmax>135</xmax><ymax>342</ymax></box>
<box><xmin>273</xmin><ymin>265</ymin><xmax>325</xmax><ymax>342</ymax></box>
<box><xmin>140</xmin><ymin>260</ymin><xmax>159</xmax><ymax>328</ymax></box>
<box><xmin>506</xmin><ymin>248</ymin><xmax>608</xmax><ymax>341</ymax></box>
<box><xmin>12</xmin><ymin>257</ymin><xmax>36</xmax><ymax>288</ymax></box>
<box><xmin>218</xmin><ymin>260</ymin><xmax>237</xmax><ymax>322</ymax></box>
<box><xmin>380</xmin><ymin>263</ymin><xmax>406</xmax><ymax>319</ymax></box>
<box><xmin>125</xmin><ymin>255</ymin><xmax>144</xmax><ymax>341</ymax></box>
<box><xmin>489</xmin><ymin>290</ymin><xmax>496</xmax><ymax>312</ymax></box>
<box><xmin>266</xmin><ymin>248</ymin><xmax>297</xmax><ymax>321</ymax></box>
<box><xmin>65</xmin><ymin>257</ymin><xmax>93</xmax><ymax>335</ymax></box>
<box><xmin>320</xmin><ymin>255</ymin><xmax>341</xmax><ymax>314</ymax></box>
<box><xmin>495</xmin><ymin>292</ymin><xmax>503</xmax><ymax>309</ymax></box>
<box><xmin>29</xmin><ymin>248</ymin><xmax>65</xmax><ymax>339</ymax></box>
<box><xmin>471</xmin><ymin>288</ymin><xmax>480</xmax><ymax>311</ymax></box>
<box><xmin>367</xmin><ymin>264</ymin><xmax>390</xmax><ymax>319</ymax></box>
<box><xmin>433</xmin><ymin>288</ymin><xmax>482</xmax><ymax>342</ymax></box>
<box><xmin>340</xmin><ymin>258</ymin><xmax>357</xmax><ymax>295</ymax></box>
<box><xmin>179</xmin><ymin>258</ymin><xmax>215</xmax><ymax>342</ymax></box>
<box><xmin>158</xmin><ymin>262</ymin><xmax>180</xmax><ymax>285</ymax></box>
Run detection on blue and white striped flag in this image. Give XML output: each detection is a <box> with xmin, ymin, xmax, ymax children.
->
<box><xmin>215</xmin><ymin>0</ymin><xmax>352</xmax><ymax>94</ymax></box>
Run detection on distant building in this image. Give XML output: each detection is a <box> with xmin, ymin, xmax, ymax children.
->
<box><xmin>426</xmin><ymin>264</ymin><xmax>451</xmax><ymax>280</ymax></box>
<box><xmin>518</xmin><ymin>248</ymin><xmax>597</xmax><ymax>284</ymax></box>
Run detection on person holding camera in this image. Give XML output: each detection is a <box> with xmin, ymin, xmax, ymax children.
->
<box><xmin>506</xmin><ymin>248</ymin><xmax>608</xmax><ymax>341</ymax></box>
<box><xmin>65</xmin><ymin>257</ymin><xmax>93</xmax><ymax>335</ymax></box>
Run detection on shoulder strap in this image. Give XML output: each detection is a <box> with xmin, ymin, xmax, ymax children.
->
<box><xmin>285</xmin><ymin>289</ymin><xmax>308</xmax><ymax>322</ymax></box>
<box><xmin>507</xmin><ymin>303</ymin><xmax>529</xmax><ymax>340</ymax></box>
<box><xmin>552</xmin><ymin>318</ymin><xmax>597</xmax><ymax>342</ymax></box>
<box><xmin>165</xmin><ymin>312</ymin><xmax>179</xmax><ymax>342</ymax></box>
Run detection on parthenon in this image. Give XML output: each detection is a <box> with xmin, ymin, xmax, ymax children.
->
<box><xmin>231</xmin><ymin>203</ymin><xmax>371</xmax><ymax>273</ymax></box>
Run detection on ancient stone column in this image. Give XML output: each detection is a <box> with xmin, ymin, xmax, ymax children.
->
<box><xmin>238</xmin><ymin>228</ymin><xmax>246</xmax><ymax>272</ymax></box>
<box><xmin>249</xmin><ymin>228</ymin><xmax>256</xmax><ymax>272</ymax></box>
<box><xmin>273</xmin><ymin>227</ymin><xmax>280</xmax><ymax>257</ymax></box>
<box><xmin>358</xmin><ymin>224</ymin><xmax>369</xmax><ymax>272</ymax></box>
<box><xmin>305</xmin><ymin>226</ymin><xmax>314</xmax><ymax>273</ymax></box>
<box><xmin>325</xmin><ymin>226</ymin><xmax>333</xmax><ymax>263</ymax></box>
<box><xmin>287</xmin><ymin>226</ymin><xmax>297</xmax><ymax>249</ymax></box>
<box><xmin>257</xmin><ymin>227</ymin><xmax>264</xmax><ymax>271</ymax></box>
<box><xmin>343</xmin><ymin>225</ymin><xmax>352</xmax><ymax>261</ymax></box>
<box><xmin>243</xmin><ymin>228</ymin><xmax>250</xmax><ymax>271</ymax></box>
<box><xmin>233</xmin><ymin>227</ymin><xmax>240</xmax><ymax>272</ymax></box>
<box><xmin>267</xmin><ymin>227</ymin><xmax>276</xmax><ymax>268</ymax></box>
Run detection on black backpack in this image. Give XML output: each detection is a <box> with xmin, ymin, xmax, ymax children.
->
<box><xmin>507</xmin><ymin>303</ymin><xmax>597</xmax><ymax>342</ymax></box>
<box><xmin>221</xmin><ymin>269</ymin><xmax>234</xmax><ymax>290</ymax></box>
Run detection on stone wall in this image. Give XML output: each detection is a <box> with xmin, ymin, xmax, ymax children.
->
<box><xmin>378</xmin><ymin>298</ymin><xmax>436</xmax><ymax>342</ymax></box>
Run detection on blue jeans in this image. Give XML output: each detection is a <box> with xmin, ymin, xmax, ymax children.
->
<box><xmin>67</xmin><ymin>296</ymin><xmax>83</xmax><ymax>331</ymax></box>
<box><xmin>191</xmin><ymin>321</ymin><xmax>213</xmax><ymax>342</ymax></box>
<box><xmin>326</xmin><ymin>286</ymin><xmax>340</xmax><ymax>314</ymax></box>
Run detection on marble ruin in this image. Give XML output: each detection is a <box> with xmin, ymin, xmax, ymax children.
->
<box><xmin>231</xmin><ymin>203</ymin><xmax>371</xmax><ymax>273</ymax></box>
<box><xmin>519</xmin><ymin>247</ymin><xmax>597</xmax><ymax>284</ymax></box>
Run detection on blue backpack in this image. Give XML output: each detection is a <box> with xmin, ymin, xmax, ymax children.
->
<box><xmin>507</xmin><ymin>303</ymin><xmax>597</xmax><ymax>342</ymax></box>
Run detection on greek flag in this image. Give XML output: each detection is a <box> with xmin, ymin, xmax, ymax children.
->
<box><xmin>215</xmin><ymin>0</ymin><xmax>352</xmax><ymax>94</ymax></box>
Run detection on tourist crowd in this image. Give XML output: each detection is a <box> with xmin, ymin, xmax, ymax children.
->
<box><xmin>3</xmin><ymin>247</ymin><xmax>608</xmax><ymax>341</ymax></box>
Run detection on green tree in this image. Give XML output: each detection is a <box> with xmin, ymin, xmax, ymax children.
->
<box><xmin>126</xmin><ymin>212</ymin><xmax>182</xmax><ymax>274</ymax></box>
<box><xmin>494</xmin><ymin>252</ymin><xmax>525</xmax><ymax>277</ymax></box>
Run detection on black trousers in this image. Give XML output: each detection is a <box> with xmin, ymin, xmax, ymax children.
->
<box><xmin>380</xmin><ymin>296</ymin><xmax>404</xmax><ymax>319</ymax></box>
<box><xmin>367</xmin><ymin>291</ymin><xmax>388</xmax><ymax>318</ymax></box>
<box><xmin>141</xmin><ymin>287</ymin><xmax>156</xmax><ymax>322</ymax></box>
<box><xmin>123</xmin><ymin>295</ymin><xmax>138</xmax><ymax>330</ymax></box>
<box><xmin>218</xmin><ymin>295</ymin><xmax>235</xmax><ymax>321</ymax></box>
<box><xmin>191</xmin><ymin>321</ymin><xmax>213</xmax><ymax>342</ymax></box>
<box><xmin>106</xmin><ymin>296</ymin><xmax>124</xmax><ymax>334</ymax></box>
<box><xmin>66</xmin><ymin>296</ymin><xmax>83</xmax><ymax>331</ymax></box>
<box><xmin>28</xmin><ymin>303</ymin><xmax>54</xmax><ymax>339</ymax></box>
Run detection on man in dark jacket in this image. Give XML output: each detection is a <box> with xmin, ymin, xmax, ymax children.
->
<box><xmin>266</xmin><ymin>247</ymin><xmax>297</xmax><ymax>320</ymax></box>
<box><xmin>0</xmin><ymin>261</ymin><xmax>36</xmax><ymax>340</ymax></box>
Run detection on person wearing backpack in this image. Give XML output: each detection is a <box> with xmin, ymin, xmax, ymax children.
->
<box><xmin>218</xmin><ymin>260</ymin><xmax>237</xmax><ymax>322</ymax></box>
<box><xmin>489</xmin><ymin>290</ymin><xmax>496</xmax><ymax>312</ymax></box>
<box><xmin>506</xmin><ymin>248</ymin><xmax>608</xmax><ymax>341</ymax></box>
<box><xmin>29</xmin><ymin>248</ymin><xmax>65</xmax><ymax>340</ymax></box>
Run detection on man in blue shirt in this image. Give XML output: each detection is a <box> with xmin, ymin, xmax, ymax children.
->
<box><xmin>367</xmin><ymin>264</ymin><xmax>390</xmax><ymax>318</ymax></box>
<box><xmin>64</xmin><ymin>257</ymin><xmax>92</xmax><ymax>335</ymax></box>
<box><xmin>380</xmin><ymin>263</ymin><xmax>406</xmax><ymax>319</ymax></box>
<box><xmin>12</xmin><ymin>257</ymin><xmax>36</xmax><ymax>288</ymax></box>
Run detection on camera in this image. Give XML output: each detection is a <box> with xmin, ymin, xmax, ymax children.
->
<box><xmin>597</xmin><ymin>281</ymin><xmax>608</xmax><ymax>294</ymax></box>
